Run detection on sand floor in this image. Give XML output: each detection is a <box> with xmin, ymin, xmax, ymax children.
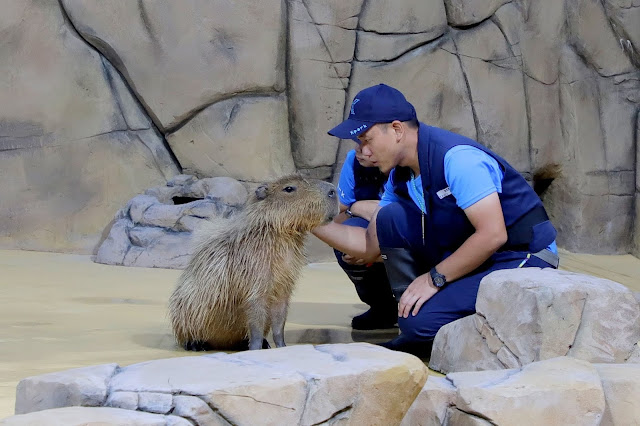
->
<box><xmin>1</xmin><ymin>248</ymin><xmax>639</xmax><ymax>418</ymax></box>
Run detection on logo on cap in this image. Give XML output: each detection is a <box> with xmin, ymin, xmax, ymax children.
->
<box><xmin>350</xmin><ymin>99</ymin><xmax>360</xmax><ymax>116</ymax></box>
<box><xmin>350</xmin><ymin>124</ymin><xmax>368</xmax><ymax>135</ymax></box>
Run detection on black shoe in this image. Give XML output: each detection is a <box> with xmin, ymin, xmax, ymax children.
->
<box><xmin>377</xmin><ymin>335</ymin><xmax>433</xmax><ymax>359</ymax></box>
<box><xmin>351</xmin><ymin>308</ymin><xmax>398</xmax><ymax>330</ymax></box>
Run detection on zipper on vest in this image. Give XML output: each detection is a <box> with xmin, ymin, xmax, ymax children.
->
<box><xmin>421</xmin><ymin>212</ymin><xmax>425</xmax><ymax>246</ymax></box>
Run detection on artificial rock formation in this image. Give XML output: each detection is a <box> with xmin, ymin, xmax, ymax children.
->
<box><xmin>1</xmin><ymin>0</ymin><xmax>639</xmax><ymax>256</ymax></box>
<box><xmin>95</xmin><ymin>174</ymin><xmax>247</xmax><ymax>269</ymax></box>
<box><xmin>11</xmin><ymin>343</ymin><xmax>428</xmax><ymax>425</ymax></box>
<box><xmin>402</xmin><ymin>357</ymin><xmax>640</xmax><ymax>426</ymax></box>
<box><xmin>429</xmin><ymin>268</ymin><xmax>640</xmax><ymax>374</ymax></box>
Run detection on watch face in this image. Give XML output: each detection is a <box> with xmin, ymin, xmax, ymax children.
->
<box><xmin>434</xmin><ymin>276</ymin><xmax>445</xmax><ymax>287</ymax></box>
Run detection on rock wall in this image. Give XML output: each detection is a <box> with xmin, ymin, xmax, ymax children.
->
<box><xmin>1</xmin><ymin>0</ymin><xmax>638</xmax><ymax>255</ymax></box>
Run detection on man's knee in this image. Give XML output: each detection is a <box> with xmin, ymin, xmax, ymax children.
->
<box><xmin>398</xmin><ymin>313</ymin><xmax>441</xmax><ymax>342</ymax></box>
<box><xmin>376</xmin><ymin>202</ymin><xmax>411</xmax><ymax>248</ymax></box>
<box><xmin>398</xmin><ymin>307</ymin><xmax>472</xmax><ymax>342</ymax></box>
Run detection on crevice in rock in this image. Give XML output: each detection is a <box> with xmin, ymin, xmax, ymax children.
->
<box><xmin>298</xmin><ymin>375</ymin><xmax>314</xmax><ymax>425</ymax></box>
<box><xmin>134</xmin><ymin>131</ymin><xmax>176</xmax><ymax>181</ymax></box>
<box><xmin>447</xmin><ymin>8</ymin><xmax>504</xmax><ymax>31</ymax></box>
<box><xmin>173</xmin><ymin>196</ymin><xmax>204</xmax><ymax>205</ymax></box>
<box><xmin>330</xmin><ymin>0</ymin><xmax>365</xmax><ymax>183</ymax></box>
<box><xmin>313</xmin><ymin>344</ymin><xmax>348</xmax><ymax>362</ymax></box>
<box><xmin>216</xmin><ymin>392</ymin><xmax>297</xmax><ymax>410</ymax></box>
<box><xmin>524</xmin><ymin>72</ymin><xmax>559</xmax><ymax>87</ymax></box>
<box><xmin>356</xmin><ymin>27</ymin><xmax>446</xmax><ymax>36</ymax></box>
<box><xmin>196</xmin><ymin>395</ymin><xmax>236</xmax><ymax>426</ymax></box>
<box><xmin>357</xmin><ymin>31</ymin><xmax>450</xmax><ymax>64</ymax></box>
<box><xmin>137</xmin><ymin>0</ymin><xmax>163</xmax><ymax>57</ymax></box>
<box><xmin>291</xmin><ymin>18</ymin><xmax>356</xmax><ymax>31</ymax></box>
<box><xmin>300</xmin><ymin>0</ymin><xmax>348</xmax><ymax>90</ymax></box>
<box><xmin>165</xmin><ymin>90</ymin><xmax>284</xmax><ymax>135</ymax></box>
<box><xmin>310</xmin><ymin>404</ymin><xmax>353</xmax><ymax>425</ymax></box>
<box><xmin>450</xmin><ymin>35</ymin><xmax>482</xmax><ymax>142</ymax></box>
<box><xmin>284</xmin><ymin>0</ymin><xmax>298</xmax><ymax>174</ymax></box>
<box><xmin>223</xmin><ymin>102</ymin><xmax>241</xmax><ymax>133</ymax></box>
<box><xmin>625</xmin><ymin>342</ymin><xmax>639</xmax><ymax>362</ymax></box>
<box><xmin>57</xmin><ymin>0</ymin><xmax>183</xmax><ymax>172</ymax></box>
<box><xmin>476</xmin><ymin>312</ymin><xmax>522</xmax><ymax>367</ymax></box>
<box><xmin>451</xmin><ymin>407</ymin><xmax>498</xmax><ymax>426</ymax></box>
<box><xmin>565</xmin><ymin>295</ymin><xmax>588</xmax><ymax>356</ymax></box>
<box><xmin>599</xmin><ymin>0</ymin><xmax>640</xmax><ymax>67</ymax></box>
<box><xmin>440</xmin><ymin>45</ymin><xmax>522</xmax><ymax>70</ymax></box>
<box><xmin>533</xmin><ymin>165</ymin><xmax>562</xmax><ymax>197</ymax></box>
<box><xmin>99</xmin><ymin>56</ymin><xmax>136</xmax><ymax>131</ymax></box>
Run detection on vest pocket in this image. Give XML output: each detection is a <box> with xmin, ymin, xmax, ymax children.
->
<box><xmin>529</xmin><ymin>220</ymin><xmax>557</xmax><ymax>253</ymax></box>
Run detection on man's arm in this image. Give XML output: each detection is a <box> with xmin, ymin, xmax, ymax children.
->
<box><xmin>346</xmin><ymin>200</ymin><xmax>380</xmax><ymax>222</ymax></box>
<box><xmin>312</xmin><ymin>206</ymin><xmax>382</xmax><ymax>263</ymax></box>
<box><xmin>398</xmin><ymin>192</ymin><xmax>507</xmax><ymax>317</ymax></box>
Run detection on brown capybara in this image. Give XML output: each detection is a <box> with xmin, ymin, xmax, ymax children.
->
<box><xmin>168</xmin><ymin>175</ymin><xmax>338</xmax><ymax>351</ymax></box>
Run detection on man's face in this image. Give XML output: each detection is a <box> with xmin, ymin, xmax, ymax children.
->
<box><xmin>354</xmin><ymin>144</ymin><xmax>377</xmax><ymax>168</ymax></box>
<box><xmin>357</xmin><ymin>123</ymin><xmax>399</xmax><ymax>174</ymax></box>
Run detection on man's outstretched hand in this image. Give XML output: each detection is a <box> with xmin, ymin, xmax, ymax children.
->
<box><xmin>398</xmin><ymin>273</ymin><xmax>438</xmax><ymax>318</ymax></box>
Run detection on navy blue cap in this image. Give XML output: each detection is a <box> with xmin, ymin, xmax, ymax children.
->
<box><xmin>328</xmin><ymin>84</ymin><xmax>417</xmax><ymax>141</ymax></box>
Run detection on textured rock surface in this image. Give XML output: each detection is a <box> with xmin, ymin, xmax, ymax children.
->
<box><xmin>0</xmin><ymin>0</ymin><xmax>179</xmax><ymax>254</ymax></box>
<box><xmin>399</xmin><ymin>357</ymin><xmax>633</xmax><ymax>426</ymax></box>
<box><xmin>15</xmin><ymin>364</ymin><xmax>118</xmax><ymax>414</ymax></box>
<box><xmin>447</xmin><ymin>357</ymin><xmax>605</xmax><ymax>425</ymax></box>
<box><xmin>61</xmin><ymin>0</ymin><xmax>286</xmax><ymax>131</ymax></box>
<box><xmin>400</xmin><ymin>376</ymin><xmax>456</xmax><ymax>426</ymax></box>
<box><xmin>166</xmin><ymin>95</ymin><xmax>295</xmax><ymax>182</ymax></box>
<box><xmin>1</xmin><ymin>0</ymin><xmax>639</xmax><ymax>255</ymax></box>
<box><xmin>1</xmin><ymin>406</ymin><xmax>190</xmax><ymax>426</ymax></box>
<box><xmin>430</xmin><ymin>268</ymin><xmax>640</xmax><ymax>374</ymax></box>
<box><xmin>13</xmin><ymin>343</ymin><xmax>428</xmax><ymax>425</ymax></box>
<box><xmin>95</xmin><ymin>175</ymin><xmax>246</xmax><ymax>269</ymax></box>
<box><xmin>595</xmin><ymin>363</ymin><xmax>640</xmax><ymax>426</ymax></box>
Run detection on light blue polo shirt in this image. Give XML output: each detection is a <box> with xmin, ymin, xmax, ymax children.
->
<box><xmin>379</xmin><ymin>145</ymin><xmax>557</xmax><ymax>254</ymax></box>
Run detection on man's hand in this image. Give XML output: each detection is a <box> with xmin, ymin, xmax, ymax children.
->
<box><xmin>398</xmin><ymin>273</ymin><xmax>438</xmax><ymax>318</ymax></box>
<box><xmin>342</xmin><ymin>254</ymin><xmax>367</xmax><ymax>265</ymax></box>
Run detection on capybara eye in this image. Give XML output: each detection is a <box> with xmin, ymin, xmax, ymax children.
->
<box><xmin>328</xmin><ymin>189</ymin><xmax>336</xmax><ymax>198</ymax></box>
<box><xmin>283</xmin><ymin>186</ymin><xmax>296</xmax><ymax>193</ymax></box>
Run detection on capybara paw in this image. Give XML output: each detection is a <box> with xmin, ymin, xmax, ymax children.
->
<box><xmin>183</xmin><ymin>340</ymin><xmax>214</xmax><ymax>351</ymax></box>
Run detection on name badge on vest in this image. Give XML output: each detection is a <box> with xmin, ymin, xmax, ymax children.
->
<box><xmin>436</xmin><ymin>187</ymin><xmax>452</xmax><ymax>199</ymax></box>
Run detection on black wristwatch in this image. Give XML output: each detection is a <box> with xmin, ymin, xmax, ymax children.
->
<box><xmin>430</xmin><ymin>267</ymin><xmax>447</xmax><ymax>288</ymax></box>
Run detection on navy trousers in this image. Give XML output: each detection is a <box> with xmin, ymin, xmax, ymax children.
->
<box><xmin>376</xmin><ymin>201</ymin><xmax>557</xmax><ymax>343</ymax></box>
<box><xmin>334</xmin><ymin>217</ymin><xmax>396</xmax><ymax>312</ymax></box>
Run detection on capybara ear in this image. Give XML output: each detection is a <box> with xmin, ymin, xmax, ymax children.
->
<box><xmin>255</xmin><ymin>184</ymin><xmax>268</xmax><ymax>200</ymax></box>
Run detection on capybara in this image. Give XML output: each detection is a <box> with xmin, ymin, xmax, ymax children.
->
<box><xmin>168</xmin><ymin>175</ymin><xmax>338</xmax><ymax>350</ymax></box>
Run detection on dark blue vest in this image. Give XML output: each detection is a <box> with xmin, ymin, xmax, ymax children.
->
<box><xmin>353</xmin><ymin>156</ymin><xmax>386</xmax><ymax>201</ymax></box>
<box><xmin>392</xmin><ymin>123</ymin><xmax>556</xmax><ymax>259</ymax></box>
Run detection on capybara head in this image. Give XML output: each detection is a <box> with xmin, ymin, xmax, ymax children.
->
<box><xmin>248</xmin><ymin>175</ymin><xmax>338</xmax><ymax>232</ymax></box>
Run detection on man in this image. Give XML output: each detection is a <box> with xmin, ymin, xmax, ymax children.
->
<box><xmin>313</xmin><ymin>84</ymin><xmax>559</xmax><ymax>357</ymax></box>
<box><xmin>334</xmin><ymin>145</ymin><xmax>397</xmax><ymax>330</ymax></box>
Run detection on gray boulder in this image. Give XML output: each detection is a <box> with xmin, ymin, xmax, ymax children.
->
<box><xmin>430</xmin><ymin>268</ymin><xmax>640</xmax><ymax>374</ymax></box>
<box><xmin>13</xmin><ymin>343</ymin><xmax>428</xmax><ymax>425</ymax></box>
<box><xmin>95</xmin><ymin>175</ymin><xmax>247</xmax><ymax>269</ymax></box>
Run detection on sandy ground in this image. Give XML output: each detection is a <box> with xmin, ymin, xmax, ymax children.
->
<box><xmin>1</xmin><ymin>249</ymin><xmax>639</xmax><ymax>418</ymax></box>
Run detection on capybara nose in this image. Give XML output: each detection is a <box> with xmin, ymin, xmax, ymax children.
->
<box><xmin>328</xmin><ymin>189</ymin><xmax>336</xmax><ymax>198</ymax></box>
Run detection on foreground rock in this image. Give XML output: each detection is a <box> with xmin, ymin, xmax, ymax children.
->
<box><xmin>1</xmin><ymin>406</ymin><xmax>188</xmax><ymax>426</ymax></box>
<box><xmin>13</xmin><ymin>343</ymin><xmax>428</xmax><ymax>425</ymax></box>
<box><xmin>430</xmin><ymin>268</ymin><xmax>640</xmax><ymax>374</ymax></box>
<box><xmin>95</xmin><ymin>174</ymin><xmax>247</xmax><ymax>269</ymax></box>
<box><xmin>402</xmin><ymin>357</ymin><xmax>636</xmax><ymax>426</ymax></box>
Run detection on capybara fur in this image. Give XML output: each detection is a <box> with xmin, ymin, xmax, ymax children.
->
<box><xmin>168</xmin><ymin>175</ymin><xmax>338</xmax><ymax>351</ymax></box>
